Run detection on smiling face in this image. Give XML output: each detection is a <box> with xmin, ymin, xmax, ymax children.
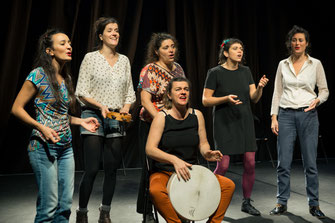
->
<box><xmin>168</xmin><ymin>81</ymin><xmax>190</xmax><ymax>107</ymax></box>
<box><xmin>291</xmin><ymin>33</ymin><xmax>308</xmax><ymax>56</ymax></box>
<box><xmin>47</xmin><ymin>33</ymin><xmax>72</xmax><ymax>62</ymax></box>
<box><xmin>156</xmin><ymin>39</ymin><xmax>176</xmax><ymax>65</ymax></box>
<box><xmin>100</xmin><ymin>22</ymin><xmax>119</xmax><ymax>49</ymax></box>
<box><xmin>224</xmin><ymin>43</ymin><xmax>244</xmax><ymax>63</ymax></box>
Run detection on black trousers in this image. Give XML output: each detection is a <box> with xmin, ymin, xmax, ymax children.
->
<box><xmin>136</xmin><ymin>120</ymin><xmax>153</xmax><ymax>214</ymax></box>
<box><xmin>78</xmin><ymin>135</ymin><xmax>122</xmax><ymax>208</ymax></box>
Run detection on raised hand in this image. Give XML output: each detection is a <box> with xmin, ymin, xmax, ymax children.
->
<box><xmin>258</xmin><ymin>75</ymin><xmax>269</xmax><ymax>88</ymax></box>
<box><xmin>203</xmin><ymin>150</ymin><xmax>223</xmax><ymax>162</ymax></box>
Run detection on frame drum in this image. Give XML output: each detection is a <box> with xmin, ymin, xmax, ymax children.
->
<box><xmin>166</xmin><ymin>165</ymin><xmax>221</xmax><ymax>221</ymax></box>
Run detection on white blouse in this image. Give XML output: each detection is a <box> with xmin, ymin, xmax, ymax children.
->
<box><xmin>75</xmin><ymin>51</ymin><xmax>136</xmax><ymax>109</ymax></box>
<box><xmin>271</xmin><ymin>55</ymin><xmax>329</xmax><ymax>115</ymax></box>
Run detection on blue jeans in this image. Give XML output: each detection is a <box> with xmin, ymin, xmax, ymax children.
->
<box><xmin>80</xmin><ymin>108</ymin><xmax>124</xmax><ymax>138</ymax></box>
<box><xmin>276</xmin><ymin>108</ymin><xmax>319</xmax><ymax>206</ymax></box>
<box><xmin>29</xmin><ymin>142</ymin><xmax>75</xmax><ymax>223</ymax></box>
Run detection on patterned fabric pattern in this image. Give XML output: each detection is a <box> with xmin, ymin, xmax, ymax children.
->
<box><xmin>26</xmin><ymin>67</ymin><xmax>71</xmax><ymax>150</ymax></box>
<box><xmin>75</xmin><ymin>51</ymin><xmax>136</xmax><ymax>109</ymax></box>
<box><xmin>137</xmin><ymin>62</ymin><xmax>185</xmax><ymax>122</ymax></box>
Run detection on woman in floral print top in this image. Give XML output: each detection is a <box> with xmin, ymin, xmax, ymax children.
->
<box><xmin>136</xmin><ymin>33</ymin><xmax>185</xmax><ymax>222</ymax></box>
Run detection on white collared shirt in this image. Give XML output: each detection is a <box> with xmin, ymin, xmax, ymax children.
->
<box><xmin>75</xmin><ymin>51</ymin><xmax>136</xmax><ymax>109</ymax></box>
<box><xmin>271</xmin><ymin>55</ymin><xmax>329</xmax><ymax>115</ymax></box>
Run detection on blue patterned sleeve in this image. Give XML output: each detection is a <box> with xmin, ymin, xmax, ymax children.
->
<box><xmin>26</xmin><ymin>67</ymin><xmax>46</xmax><ymax>89</ymax></box>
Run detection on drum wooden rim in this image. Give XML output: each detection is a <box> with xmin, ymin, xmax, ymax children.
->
<box><xmin>167</xmin><ymin>165</ymin><xmax>221</xmax><ymax>221</ymax></box>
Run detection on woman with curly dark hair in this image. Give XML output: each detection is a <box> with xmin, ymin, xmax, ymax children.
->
<box><xmin>269</xmin><ymin>25</ymin><xmax>328</xmax><ymax>218</ymax></box>
<box><xmin>136</xmin><ymin>32</ymin><xmax>185</xmax><ymax>223</ymax></box>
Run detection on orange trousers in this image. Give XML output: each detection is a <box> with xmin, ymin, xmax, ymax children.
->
<box><xmin>149</xmin><ymin>171</ymin><xmax>235</xmax><ymax>223</ymax></box>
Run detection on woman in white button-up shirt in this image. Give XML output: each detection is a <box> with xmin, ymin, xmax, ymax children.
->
<box><xmin>75</xmin><ymin>17</ymin><xmax>136</xmax><ymax>223</ymax></box>
<box><xmin>270</xmin><ymin>25</ymin><xmax>328</xmax><ymax>218</ymax></box>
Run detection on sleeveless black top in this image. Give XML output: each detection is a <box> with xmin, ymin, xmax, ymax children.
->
<box><xmin>154</xmin><ymin>109</ymin><xmax>199</xmax><ymax>172</ymax></box>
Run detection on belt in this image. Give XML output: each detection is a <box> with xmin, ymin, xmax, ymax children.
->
<box><xmin>108</xmin><ymin>108</ymin><xmax>120</xmax><ymax>112</ymax></box>
<box><xmin>82</xmin><ymin>106</ymin><xmax>119</xmax><ymax>112</ymax></box>
<box><xmin>281</xmin><ymin>107</ymin><xmax>308</xmax><ymax>112</ymax></box>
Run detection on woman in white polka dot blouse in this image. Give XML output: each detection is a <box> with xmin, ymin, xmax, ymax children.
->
<box><xmin>74</xmin><ymin>17</ymin><xmax>136</xmax><ymax>223</ymax></box>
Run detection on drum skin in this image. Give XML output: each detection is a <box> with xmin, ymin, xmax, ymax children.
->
<box><xmin>166</xmin><ymin>165</ymin><xmax>221</xmax><ymax>221</ymax></box>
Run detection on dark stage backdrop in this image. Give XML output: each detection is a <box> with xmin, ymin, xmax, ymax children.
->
<box><xmin>1</xmin><ymin>0</ymin><xmax>334</xmax><ymax>174</ymax></box>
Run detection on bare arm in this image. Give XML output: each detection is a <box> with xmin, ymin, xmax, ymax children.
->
<box><xmin>250</xmin><ymin>75</ymin><xmax>268</xmax><ymax>103</ymax></box>
<box><xmin>69</xmin><ymin>115</ymin><xmax>99</xmax><ymax>132</ymax></box>
<box><xmin>146</xmin><ymin>112</ymin><xmax>192</xmax><ymax>180</ymax></box>
<box><xmin>78</xmin><ymin>96</ymin><xmax>109</xmax><ymax>118</ymax></box>
<box><xmin>195</xmin><ymin>109</ymin><xmax>223</xmax><ymax>162</ymax></box>
<box><xmin>202</xmin><ymin>88</ymin><xmax>242</xmax><ymax>107</ymax></box>
<box><xmin>120</xmin><ymin>104</ymin><xmax>131</xmax><ymax>114</ymax></box>
<box><xmin>141</xmin><ymin>90</ymin><xmax>159</xmax><ymax>119</ymax></box>
<box><xmin>11</xmin><ymin>81</ymin><xmax>60</xmax><ymax>143</ymax></box>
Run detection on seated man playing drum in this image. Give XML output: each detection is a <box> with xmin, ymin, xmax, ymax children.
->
<box><xmin>146</xmin><ymin>77</ymin><xmax>235</xmax><ymax>223</ymax></box>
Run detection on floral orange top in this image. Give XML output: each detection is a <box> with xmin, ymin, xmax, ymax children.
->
<box><xmin>137</xmin><ymin>62</ymin><xmax>185</xmax><ymax>122</ymax></box>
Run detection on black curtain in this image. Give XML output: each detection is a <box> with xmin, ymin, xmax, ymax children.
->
<box><xmin>1</xmin><ymin>0</ymin><xmax>334</xmax><ymax>174</ymax></box>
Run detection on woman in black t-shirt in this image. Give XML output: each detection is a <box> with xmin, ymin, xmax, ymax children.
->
<box><xmin>203</xmin><ymin>38</ymin><xmax>268</xmax><ymax>216</ymax></box>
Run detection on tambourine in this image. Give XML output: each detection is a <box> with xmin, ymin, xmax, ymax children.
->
<box><xmin>106</xmin><ymin>111</ymin><xmax>132</xmax><ymax>122</ymax></box>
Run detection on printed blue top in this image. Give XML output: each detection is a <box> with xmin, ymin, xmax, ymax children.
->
<box><xmin>26</xmin><ymin>67</ymin><xmax>72</xmax><ymax>150</ymax></box>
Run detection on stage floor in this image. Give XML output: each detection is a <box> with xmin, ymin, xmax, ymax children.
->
<box><xmin>1</xmin><ymin>159</ymin><xmax>334</xmax><ymax>223</ymax></box>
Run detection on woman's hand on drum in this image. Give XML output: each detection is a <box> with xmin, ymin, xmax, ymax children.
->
<box><xmin>173</xmin><ymin>157</ymin><xmax>192</xmax><ymax>181</ymax></box>
<box><xmin>203</xmin><ymin>150</ymin><xmax>223</xmax><ymax>162</ymax></box>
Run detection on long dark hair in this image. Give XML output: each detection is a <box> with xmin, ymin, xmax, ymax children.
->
<box><xmin>34</xmin><ymin>29</ymin><xmax>76</xmax><ymax>111</ymax></box>
<box><xmin>218</xmin><ymin>38</ymin><xmax>245</xmax><ymax>64</ymax></box>
<box><xmin>145</xmin><ymin>33</ymin><xmax>179</xmax><ymax>65</ymax></box>
<box><xmin>94</xmin><ymin>17</ymin><xmax>119</xmax><ymax>50</ymax></box>
<box><xmin>286</xmin><ymin>25</ymin><xmax>311</xmax><ymax>55</ymax></box>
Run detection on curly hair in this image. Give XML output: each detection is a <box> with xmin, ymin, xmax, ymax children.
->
<box><xmin>285</xmin><ymin>25</ymin><xmax>311</xmax><ymax>55</ymax></box>
<box><xmin>218</xmin><ymin>38</ymin><xmax>245</xmax><ymax>65</ymax></box>
<box><xmin>144</xmin><ymin>33</ymin><xmax>179</xmax><ymax>65</ymax></box>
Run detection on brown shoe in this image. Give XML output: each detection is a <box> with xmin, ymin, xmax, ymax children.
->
<box><xmin>76</xmin><ymin>210</ymin><xmax>88</xmax><ymax>223</ymax></box>
<box><xmin>98</xmin><ymin>207</ymin><xmax>112</xmax><ymax>223</ymax></box>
